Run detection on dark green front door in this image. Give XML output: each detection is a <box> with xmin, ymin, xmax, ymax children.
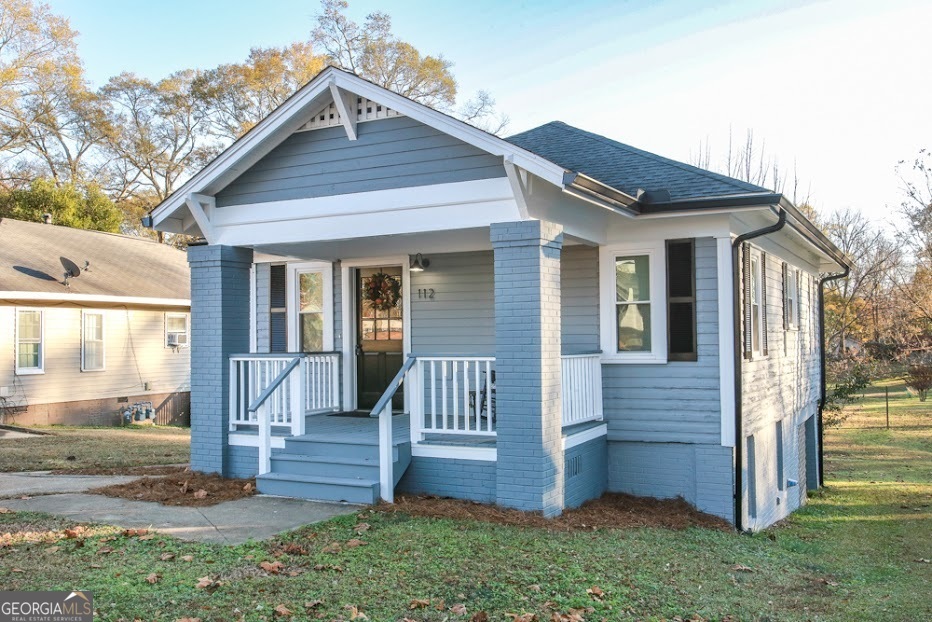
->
<box><xmin>355</xmin><ymin>267</ymin><xmax>404</xmax><ymax>411</ymax></box>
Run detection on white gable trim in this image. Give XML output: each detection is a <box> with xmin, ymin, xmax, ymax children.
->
<box><xmin>150</xmin><ymin>67</ymin><xmax>567</xmax><ymax>231</ymax></box>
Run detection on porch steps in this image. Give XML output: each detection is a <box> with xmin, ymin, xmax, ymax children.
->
<box><xmin>256</xmin><ymin>434</ymin><xmax>411</xmax><ymax>504</ymax></box>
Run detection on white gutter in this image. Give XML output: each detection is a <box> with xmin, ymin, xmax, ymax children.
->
<box><xmin>0</xmin><ymin>292</ymin><xmax>190</xmax><ymax>307</ymax></box>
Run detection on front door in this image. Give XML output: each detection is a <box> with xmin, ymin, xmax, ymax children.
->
<box><xmin>355</xmin><ymin>266</ymin><xmax>404</xmax><ymax>411</ymax></box>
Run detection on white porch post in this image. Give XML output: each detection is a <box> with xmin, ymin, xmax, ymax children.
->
<box><xmin>378</xmin><ymin>403</ymin><xmax>394</xmax><ymax>502</ymax></box>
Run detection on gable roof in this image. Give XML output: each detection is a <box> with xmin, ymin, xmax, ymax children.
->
<box><xmin>0</xmin><ymin>219</ymin><xmax>189</xmax><ymax>304</ymax></box>
<box><xmin>506</xmin><ymin>121</ymin><xmax>769</xmax><ymax>202</ymax></box>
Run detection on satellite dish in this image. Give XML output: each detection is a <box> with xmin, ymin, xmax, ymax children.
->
<box><xmin>60</xmin><ymin>257</ymin><xmax>81</xmax><ymax>279</ymax></box>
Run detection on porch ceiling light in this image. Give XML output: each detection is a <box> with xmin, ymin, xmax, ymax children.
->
<box><xmin>409</xmin><ymin>253</ymin><xmax>430</xmax><ymax>272</ymax></box>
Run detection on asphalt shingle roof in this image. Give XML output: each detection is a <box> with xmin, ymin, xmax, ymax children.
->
<box><xmin>506</xmin><ymin>121</ymin><xmax>770</xmax><ymax>202</ymax></box>
<box><xmin>0</xmin><ymin>219</ymin><xmax>189</xmax><ymax>301</ymax></box>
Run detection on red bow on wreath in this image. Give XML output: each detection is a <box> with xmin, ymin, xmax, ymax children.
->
<box><xmin>365</xmin><ymin>272</ymin><xmax>401</xmax><ymax>311</ymax></box>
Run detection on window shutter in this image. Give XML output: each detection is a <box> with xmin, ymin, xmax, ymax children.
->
<box><xmin>743</xmin><ymin>243</ymin><xmax>753</xmax><ymax>360</ymax></box>
<box><xmin>796</xmin><ymin>269</ymin><xmax>802</xmax><ymax>327</ymax></box>
<box><xmin>782</xmin><ymin>261</ymin><xmax>789</xmax><ymax>330</ymax></box>
<box><xmin>269</xmin><ymin>264</ymin><xmax>287</xmax><ymax>352</ymax></box>
<box><xmin>761</xmin><ymin>252</ymin><xmax>769</xmax><ymax>356</ymax></box>
<box><xmin>666</xmin><ymin>239</ymin><xmax>697</xmax><ymax>361</ymax></box>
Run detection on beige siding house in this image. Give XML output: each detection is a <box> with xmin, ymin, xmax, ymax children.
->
<box><xmin>0</xmin><ymin>219</ymin><xmax>191</xmax><ymax>426</ymax></box>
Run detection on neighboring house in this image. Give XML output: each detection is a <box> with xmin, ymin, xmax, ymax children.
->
<box><xmin>147</xmin><ymin>67</ymin><xmax>850</xmax><ymax>531</ymax></box>
<box><xmin>0</xmin><ymin>218</ymin><xmax>191</xmax><ymax>426</ymax></box>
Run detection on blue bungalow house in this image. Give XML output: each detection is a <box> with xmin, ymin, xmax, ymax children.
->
<box><xmin>147</xmin><ymin>67</ymin><xmax>850</xmax><ymax>531</ymax></box>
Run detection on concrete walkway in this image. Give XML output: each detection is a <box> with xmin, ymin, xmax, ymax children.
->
<box><xmin>0</xmin><ymin>493</ymin><xmax>358</xmax><ymax>544</ymax></box>
<box><xmin>0</xmin><ymin>471</ymin><xmax>139</xmax><ymax>497</ymax></box>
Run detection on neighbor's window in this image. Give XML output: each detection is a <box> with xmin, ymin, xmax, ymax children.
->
<box><xmin>15</xmin><ymin>309</ymin><xmax>43</xmax><ymax>374</ymax></box>
<box><xmin>298</xmin><ymin>271</ymin><xmax>324</xmax><ymax>352</ymax></box>
<box><xmin>165</xmin><ymin>313</ymin><xmax>189</xmax><ymax>347</ymax></box>
<box><xmin>615</xmin><ymin>255</ymin><xmax>652</xmax><ymax>352</ymax></box>
<box><xmin>81</xmin><ymin>311</ymin><xmax>105</xmax><ymax>371</ymax></box>
<box><xmin>666</xmin><ymin>239</ymin><xmax>697</xmax><ymax>361</ymax></box>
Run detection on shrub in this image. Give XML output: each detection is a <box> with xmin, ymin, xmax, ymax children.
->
<box><xmin>823</xmin><ymin>359</ymin><xmax>873</xmax><ymax>427</ymax></box>
<box><xmin>904</xmin><ymin>364</ymin><xmax>932</xmax><ymax>402</ymax></box>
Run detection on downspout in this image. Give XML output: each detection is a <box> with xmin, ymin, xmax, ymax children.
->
<box><xmin>731</xmin><ymin>208</ymin><xmax>787</xmax><ymax>532</ymax></box>
<box><xmin>817</xmin><ymin>266</ymin><xmax>850</xmax><ymax>486</ymax></box>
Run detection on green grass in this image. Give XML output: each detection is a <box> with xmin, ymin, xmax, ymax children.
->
<box><xmin>837</xmin><ymin>377</ymin><xmax>932</xmax><ymax>429</ymax></box>
<box><xmin>0</xmin><ymin>426</ymin><xmax>190</xmax><ymax>472</ymax></box>
<box><xmin>1</xmin><ymin>428</ymin><xmax>929</xmax><ymax>620</ymax></box>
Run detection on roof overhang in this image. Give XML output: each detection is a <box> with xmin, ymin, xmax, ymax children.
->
<box><xmin>149</xmin><ymin>67</ymin><xmax>570</xmax><ymax>235</ymax></box>
<box><xmin>0</xmin><ymin>292</ymin><xmax>191</xmax><ymax>308</ymax></box>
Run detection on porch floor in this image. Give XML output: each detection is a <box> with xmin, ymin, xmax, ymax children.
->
<box><xmin>300</xmin><ymin>412</ymin><xmax>410</xmax><ymax>445</ymax></box>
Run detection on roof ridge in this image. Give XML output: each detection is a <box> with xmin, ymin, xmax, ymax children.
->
<box><xmin>546</xmin><ymin>122</ymin><xmax>769</xmax><ymax>195</ymax></box>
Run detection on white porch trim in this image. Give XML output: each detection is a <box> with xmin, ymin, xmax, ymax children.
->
<box><xmin>562</xmin><ymin>423</ymin><xmax>608</xmax><ymax>451</ymax></box>
<box><xmin>411</xmin><ymin>444</ymin><xmax>497</xmax><ymax>461</ymax></box>
<box><xmin>340</xmin><ymin>256</ymin><xmax>412</xmax><ymax>413</ymax></box>
<box><xmin>229</xmin><ymin>433</ymin><xmax>286</xmax><ymax>449</ymax></box>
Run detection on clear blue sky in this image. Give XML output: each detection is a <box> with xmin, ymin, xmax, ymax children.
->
<box><xmin>46</xmin><ymin>0</ymin><xmax>932</xmax><ymax>223</ymax></box>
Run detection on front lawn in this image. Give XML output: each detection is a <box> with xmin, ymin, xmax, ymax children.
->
<box><xmin>0</xmin><ymin>426</ymin><xmax>190</xmax><ymax>472</ymax></box>
<box><xmin>0</xmin><ymin>427</ymin><xmax>929</xmax><ymax>620</ymax></box>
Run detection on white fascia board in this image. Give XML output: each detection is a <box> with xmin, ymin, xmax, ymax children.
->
<box><xmin>562</xmin><ymin>424</ymin><xmax>608</xmax><ymax>450</ymax></box>
<box><xmin>0</xmin><ymin>292</ymin><xmax>190</xmax><ymax>307</ymax></box>
<box><xmin>150</xmin><ymin>67</ymin><xmax>568</xmax><ymax>230</ymax></box>
<box><xmin>411</xmin><ymin>444</ymin><xmax>497</xmax><ymax>461</ymax></box>
<box><xmin>229</xmin><ymin>433</ymin><xmax>286</xmax><ymax>449</ymax></box>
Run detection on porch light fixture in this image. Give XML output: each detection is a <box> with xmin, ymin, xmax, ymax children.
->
<box><xmin>409</xmin><ymin>253</ymin><xmax>430</xmax><ymax>272</ymax></box>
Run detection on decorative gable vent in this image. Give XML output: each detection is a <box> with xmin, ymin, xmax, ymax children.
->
<box><xmin>300</xmin><ymin>96</ymin><xmax>401</xmax><ymax>132</ymax></box>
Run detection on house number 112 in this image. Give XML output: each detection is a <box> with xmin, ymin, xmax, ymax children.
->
<box><xmin>417</xmin><ymin>288</ymin><xmax>436</xmax><ymax>300</ymax></box>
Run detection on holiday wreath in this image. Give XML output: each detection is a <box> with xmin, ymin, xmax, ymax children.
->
<box><xmin>364</xmin><ymin>272</ymin><xmax>402</xmax><ymax>311</ymax></box>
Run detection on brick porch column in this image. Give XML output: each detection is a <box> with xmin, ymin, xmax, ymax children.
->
<box><xmin>187</xmin><ymin>243</ymin><xmax>253</xmax><ymax>476</ymax></box>
<box><xmin>491</xmin><ymin>220</ymin><xmax>564</xmax><ymax>517</ymax></box>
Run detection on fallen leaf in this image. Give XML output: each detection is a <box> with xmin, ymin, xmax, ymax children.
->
<box><xmin>732</xmin><ymin>564</ymin><xmax>754</xmax><ymax>573</ymax></box>
<box><xmin>273</xmin><ymin>604</ymin><xmax>292</xmax><ymax>617</ymax></box>
<box><xmin>243</xmin><ymin>482</ymin><xmax>254</xmax><ymax>492</ymax></box>
<box><xmin>194</xmin><ymin>575</ymin><xmax>221</xmax><ymax>591</ymax></box>
<box><xmin>344</xmin><ymin>605</ymin><xmax>368</xmax><ymax>620</ymax></box>
<box><xmin>470</xmin><ymin>613</ymin><xmax>489</xmax><ymax>622</ymax></box>
<box><xmin>916</xmin><ymin>559</ymin><xmax>931</xmax><ymax>564</ymax></box>
<box><xmin>321</xmin><ymin>542</ymin><xmax>342</xmax><ymax>554</ymax></box>
<box><xmin>451</xmin><ymin>603</ymin><xmax>468</xmax><ymax>615</ymax></box>
<box><xmin>409</xmin><ymin>599</ymin><xmax>430</xmax><ymax>609</ymax></box>
<box><xmin>97</xmin><ymin>546</ymin><xmax>115</xmax><ymax>555</ymax></box>
<box><xmin>145</xmin><ymin>573</ymin><xmax>160</xmax><ymax>584</ymax></box>
<box><xmin>63</xmin><ymin>528</ymin><xmax>83</xmax><ymax>539</ymax></box>
<box><xmin>346</xmin><ymin>538</ymin><xmax>367</xmax><ymax>548</ymax></box>
<box><xmin>506</xmin><ymin>614</ymin><xmax>538</xmax><ymax>622</ymax></box>
<box><xmin>279</xmin><ymin>543</ymin><xmax>307</xmax><ymax>556</ymax></box>
<box><xmin>122</xmin><ymin>528</ymin><xmax>149</xmax><ymax>537</ymax></box>
<box><xmin>180</xmin><ymin>555</ymin><xmax>194</xmax><ymax>562</ymax></box>
<box><xmin>180</xmin><ymin>480</ymin><xmax>189</xmax><ymax>494</ymax></box>
<box><xmin>528</xmin><ymin>584</ymin><xmax>542</xmax><ymax>592</ymax></box>
<box><xmin>174</xmin><ymin>618</ymin><xmax>201</xmax><ymax>622</ymax></box>
<box><xmin>193</xmin><ymin>489</ymin><xmax>208</xmax><ymax>499</ymax></box>
<box><xmin>434</xmin><ymin>599</ymin><xmax>446</xmax><ymax>611</ymax></box>
<box><xmin>139</xmin><ymin>534</ymin><xmax>156</xmax><ymax>541</ymax></box>
<box><xmin>586</xmin><ymin>586</ymin><xmax>605</xmax><ymax>601</ymax></box>
<box><xmin>46</xmin><ymin>546</ymin><xmax>60</xmax><ymax>553</ymax></box>
<box><xmin>160</xmin><ymin>553</ymin><xmax>175</xmax><ymax>561</ymax></box>
<box><xmin>11</xmin><ymin>568</ymin><xmax>25</xmax><ymax>573</ymax></box>
<box><xmin>304</xmin><ymin>600</ymin><xmax>323</xmax><ymax>610</ymax></box>
<box><xmin>0</xmin><ymin>508</ymin><xmax>13</xmax><ymax>514</ymax></box>
<box><xmin>353</xmin><ymin>522</ymin><xmax>370</xmax><ymax>534</ymax></box>
<box><xmin>260</xmin><ymin>561</ymin><xmax>285</xmax><ymax>574</ymax></box>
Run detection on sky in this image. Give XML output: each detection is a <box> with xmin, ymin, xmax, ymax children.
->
<box><xmin>46</xmin><ymin>0</ymin><xmax>932</xmax><ymax>226</ymax></box>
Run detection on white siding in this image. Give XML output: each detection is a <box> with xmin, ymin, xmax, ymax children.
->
<box><xmin>0</xmin><ymin>305</ymin><xmax>190</xmax><ymax>408</ymax></box>
<box><xmin>739</xmin><ymin>239</ymin><xmax>821</xmax><ymax>530</ymax></box>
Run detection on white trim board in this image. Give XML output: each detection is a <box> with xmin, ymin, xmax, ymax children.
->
<box><xmin>717</xmin><ymin>236</ymin><xmax>736</xmax><ymax>448</ymax></box>
<box><xmin>411</xmin><ymin>444</ymin><xmax>497</xmax><ymax>461</ymax></box>
<box><xmin>0</xmin><ymin>292</ymin><xmax>190</xmax><ymax>308</ymax></box>
<box><xmin>563</xmin><ymin>424</ymin><xmax>608</xmax><ymax>451</ymax></box>
<box><xmin>229</xmin><ymin>433</ymin><xmax>287</xmax><ymax>449</ymax></box>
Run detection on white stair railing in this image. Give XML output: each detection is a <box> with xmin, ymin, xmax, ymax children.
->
<box><xmin>369</xmin><ymin>355</ymin><xmax>418</xmax><ymax>503</ymax></box>
<box><xmin>246</xmin><ymin>356</ymin><xmax>303</xmax><ymax>475</ymax></box>
<box><xmin>561</xmin><ymin>353</ymin><xmax>603</xmax><ymax>426</ymax></box>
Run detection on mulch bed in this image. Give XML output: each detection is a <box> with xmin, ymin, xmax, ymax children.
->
<box><xmin>384</xmin><ymin>493</ymin><xmax>732</xmax><ymax>531</ymax></box>
<box><xmin>50</xmin><ymin>465</ymin><xmax>189</xmax><ymax>476</ymax></box>
<box><xmin>89</xmin><ymin>471</ymin><xmax>256</xmax><ymax>507</ymax></box>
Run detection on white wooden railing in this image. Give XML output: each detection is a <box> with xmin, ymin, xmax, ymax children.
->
<box><xmin>561</xmin><ymin>353</ymin><xmax>603</xmax><ymax>426</ymax></box>
<box><xmin>229</xmin><ymin>353</ymin><xmax>341</xmax><ymax>437</ymax></box>
<box><xmin>412</xmin><ymin>356</ymin><xmax>497</xmax><ymax>438</ymax></box>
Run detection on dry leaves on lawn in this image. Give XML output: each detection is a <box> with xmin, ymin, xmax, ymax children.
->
<box><xmin>470</xmin><ymin>613</ymin><xmax>489</xmax><ymax>622</ymax></box>
<box><xmin>194</xmin><ymin>575</ymin><xmax>222</xmax><ymax>591</ymax></box>
<box><xmin>353</xmin><ymin>522</ymin><xmax>370</xmax><ymax>534</ymax></box>
<box><xmin>506</xmin><ymin>614</ymin><xmax>538</xmax><ymax>622</ymax></box>
<box><xmin>160</xmin><ymin>553</ymin><xmax>175</xmax><ymax>561</ymax></box>
<box><xmin>145</xmin><ymin>573</ymin><xmax>160</xmax><ymax>584</ymax></box>
<box><xmin>180</xmin><ymin>555</ymin><xmax>194</xmax><ymax>562</ymax></box>
<box><xmin>345</xmin><ymin>605</ymin><xmax>368</xmax><ymax>620</ymax></box>
<box><xmin>321</xmin><ymin>542</ymin><xmax>342</xmax><ymax>554</ymax></box>
<box><xmin>451</xmin><ymin>603</ymin><xmax>468</xmax><ymax>615</ymax></box>
<box><xmin>586</xmin><ymin>586</ymin><xmax>605</xmax><ymax>601</ymax></box>
<box><xmin>260</xmin><ymin>561</ymin><xmax>285</xmax><ymax>574</ymax></box>
<box><xmin>732</xmin><ymin>564</ymin><xmax>754</xmax><ymax>573</ymax></box>
<box><xmin>273</xmin><ymin>604</ymin><xmax>292</xmax><ymax>617</ymax></box>
<box><xmin>409</xmin><ymin>599</ymin><xmax>430</xmax><ymax>609</ymax></box>
<box><xmin>0</xmin><ymin>508</ymin><xmax>13</xmax><ymax>514</ymax></box>
<box><xmin>346</xmin><ymin>538</ymin><xmax>367</xmax><ymax>548</ymax></box>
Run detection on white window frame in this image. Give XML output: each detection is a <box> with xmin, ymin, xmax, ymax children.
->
<box><xmin>599</xmin><ymin>242</ymin><xmax>667</xmax><ymax>364</ymax></box>
<box><xmin>165</xmin><ymin>312</ymin><xmax>189</xmax><ymax>348</ymax></box>
<box><xmin>15</xmin><ymin>307</ymin><xmax>44</xmax><ymax>375</ymax></box>
<box><xmin>785</xmin><ymin>265</ymin><xmax>799</xmax><ymax>331</ymax></box>
<box><xmin>81</xmin><ymin>310</ymin><xmax>106</xmax><ymax>372</ymax></box>
<box><xmin>286</xmin><ymin>261</ymin><xmax>334</xmax><ymax>352</ymax></box>
<box><xmin>750</xmin><ymin>251</ymin><xmax>764</xmax><ymax>356</ymax></box>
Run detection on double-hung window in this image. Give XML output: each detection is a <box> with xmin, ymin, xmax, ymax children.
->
<box><xmin>743</xmin><ymin>244</ymin><xmax>768</xmax><ymax>359</ymax></box>
<box><xmin>165</xmin><ymin>313</ymin><xmax>189</xmax><ymax>348</ymax></box>
<box><xmin>600</xmin><ymin>242</ymin><xmax>666</xmax><ymax>363</ymax></box>
<box><xmin>15</xmin><ymin>309</ymin><xmax>44</xmax><ymax>374</ymax></box>
<box><xmin>783</xmin><ymin>263</ymin><xmax>800</xmax><ymax>331</ymax></box>
<box><xmin>81</xmin><ymin>311</ymin><xmax>105</xmax><ymax>371</ymax></box>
